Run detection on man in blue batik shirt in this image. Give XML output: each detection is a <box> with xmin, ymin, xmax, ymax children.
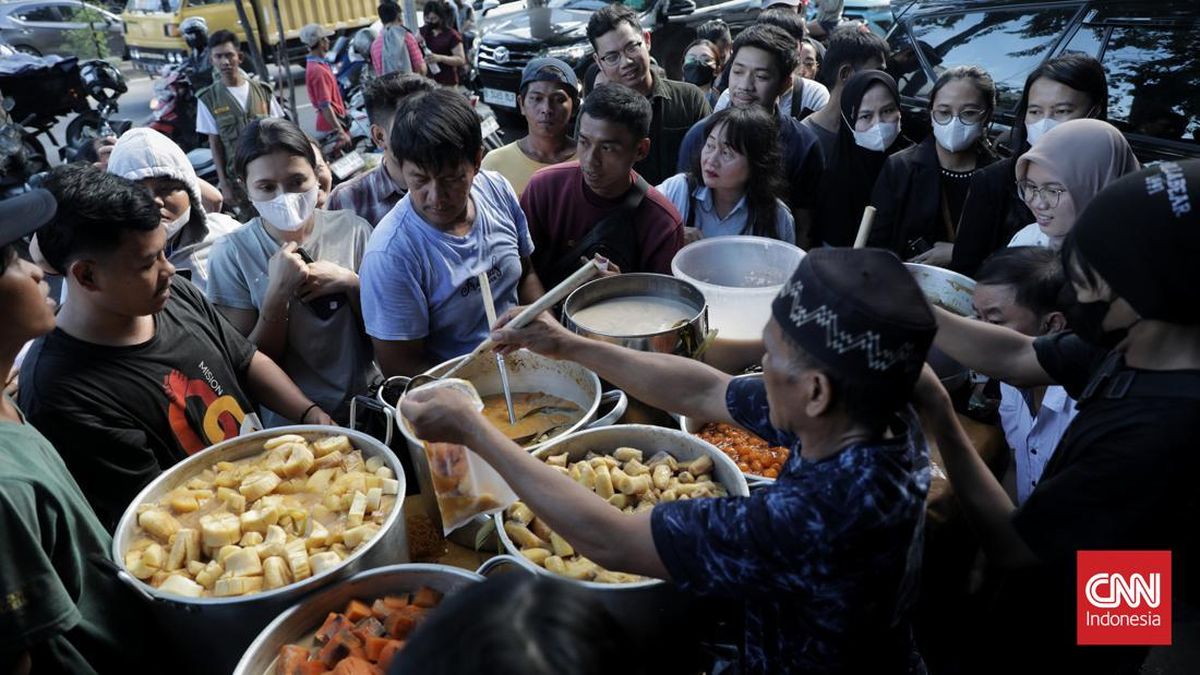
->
<box><xmin>403</xmin><ymin>248</ymin><xmax>937</xmax><ymax>674</ymax></box>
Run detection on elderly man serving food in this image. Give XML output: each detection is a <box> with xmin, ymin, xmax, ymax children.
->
<box><xmin>403</xmin><ymin>248</ymin><xmax>937</xmax><ymax>674</ymax></box>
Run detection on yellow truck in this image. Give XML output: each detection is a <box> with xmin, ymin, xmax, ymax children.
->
<box><xmin>122</xmin><ymin>0</ymin><xmax>378</xmax><ymax>72</ymax></box>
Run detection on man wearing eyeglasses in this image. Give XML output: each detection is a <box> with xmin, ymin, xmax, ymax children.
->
<box><xmin>585</xmin><ymin>4</ymin><xmax>711</xmax><ymax>185</ymax></box>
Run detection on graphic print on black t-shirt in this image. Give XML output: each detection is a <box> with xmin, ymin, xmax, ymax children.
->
<box><xmin>162</xmin><ymin>361</ymin><xmax>249</xmax><ymax>454</ymax></box>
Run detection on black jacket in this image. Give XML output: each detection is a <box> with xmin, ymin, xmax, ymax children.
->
<box><xmin>867</xmin><ymin>136</ymin><xmax>997</xmax><ymax>257</ymax></box>
<box><xmin>949</xmin><ymin>154</ymin><xmax>1035</xmax><ymax>276</ymax></box>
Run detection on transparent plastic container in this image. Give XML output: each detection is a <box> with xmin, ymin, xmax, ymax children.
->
<box><xmin>671</xmin><ymin>236</ymin><xmax>805</xmax><ymax>372</ymax></box>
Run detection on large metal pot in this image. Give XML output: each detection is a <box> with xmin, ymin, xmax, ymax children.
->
<box><xmin>392</xmin><ymin>349</ymin><xmax>628</xmax><ymax>534</ymax></box>
<box><xmin>111</xmin><ymin>425</ymin><xmax>409</xmax><ymax>675</ymax></box>
<box><xmin>491</xmin><ymin>424</ymin><xmax>749</xmax><ymax>638</ymax></box>
<box><xmin>233</xmin><ymin>563</ymin><xmax>483</xmax><ymax>675</ymax></box>
<box><xmin>905</xmin><ymin>263</ymin><xmax>977</xmax><ymax>318</ymax></box>
<box><xmin>561</xmin><ymin>273</ymin><xmax>711</xmax><ymax>357</ymax></box>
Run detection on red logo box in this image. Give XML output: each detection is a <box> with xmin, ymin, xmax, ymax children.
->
<box><xmin>1077</xmin><ymin>550</ymin><xmax>1172</xmax><ymax>645</ymax></box>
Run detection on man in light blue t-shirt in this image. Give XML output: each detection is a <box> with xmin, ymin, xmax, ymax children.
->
<box><xmin>360</xmin><ymin>88</ymin><xmax>544</xmax><ymax>376</ymax></box>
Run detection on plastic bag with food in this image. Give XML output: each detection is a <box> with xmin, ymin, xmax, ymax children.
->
<box><xmin>409</xmin><ymin>379</ymin><xmax>518</xmax><ymax>535</ymax></box>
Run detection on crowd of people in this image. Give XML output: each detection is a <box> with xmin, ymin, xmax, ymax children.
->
<box><xmin>1</xmin><ymin>1</ymin><xmax>1198</xmax><ymax>673</ymax></box>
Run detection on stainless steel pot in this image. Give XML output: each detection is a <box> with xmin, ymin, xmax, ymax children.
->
<box><xmin>905</xmin><ymin>263</ymin><xmax>977</xmax><ymax>317</ymax></box>
<box><xmin>110</xmin><ymin>425</ymin><xmax>409</xmax><ymax>675</ymax></box>
<box><xmin>391</xmin><ymin>349</ymin><xmax>628</xmax><ymax>537</ymax></box>
<box><xmin>561</xmin><ymin>273</ymin><xmax>711</xmax><ymax>358</ymax></box>
<box><xmin>233</xmin><ymin>563</ymin><xmax>483</xmax><ymax>675</ymax></box>
<box><xmin>491</xmin><ymin>424</ymin><xmax>749</xmax><ymax>638</ymax></box>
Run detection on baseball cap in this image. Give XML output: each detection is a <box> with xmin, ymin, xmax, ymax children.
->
<box><xmin>519</xmin><ymin>57</ymin><xmax>579</xmax><ymax>96</ymax></box>
<box><xmin>300</xmin><ymin>23</ymin><xmax>335</xmax><ymax>48</ymax></box>
<box><xmin>0</xmin><ymin>189</ymin><xmax>57</xmax><ymax>249</ymax></box>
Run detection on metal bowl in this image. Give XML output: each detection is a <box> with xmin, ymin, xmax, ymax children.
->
<box><xmin>492</xmin><ymin>424</ymin><xmax>748</xmax><ymax>637</ymax></box>
<box><xmin>905</xmin><ymin>263</ymin><xmax>977</xmax><ymax>317</ymax></box>
<box><xmin>111</xmin><ymin>425</ymin><xmax>409</xmax><ymax>675</ymax></box>
<box><xmin>562</xmin><ymin>273</ymin><xmax>711</xmax><ymax>358</ymax></box>
<box><xmin>233</xmin><ymin>563</ymin><xmax>483</xmax><ymax>675</ymax></box>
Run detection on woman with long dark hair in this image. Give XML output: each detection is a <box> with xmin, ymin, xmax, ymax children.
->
<box><xmin>950</xmin><ymin>53</ymin><xmax>1108</xmax><ymax>275</ymax></box>
<box><xmin>657</xmin><ymin>106</ymin><xmax>794</xmax><ymax>244</ymax></box>
<box><xmin>868</xmin><ymin>66</ymin><xmax>999</xmax><ymax>265</ymax></box>
<box><xmin>420</xmin><ymin>0</ymin><xmax>466</xmax><ymax>87</ymax></box>
<box><xmin>810</xmin><ymin>69</ymin><xmax>905</xmax><ymax>247</ymax></box>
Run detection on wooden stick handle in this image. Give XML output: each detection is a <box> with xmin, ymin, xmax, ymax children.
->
<box><xmin>853</xmin><ymin>205</ymin><xmax>877</xmax><ymax>249</ymax></box>
<box><xmin>444</xmin><ymin>259</ymin><xmax>603</xmax><ymax>377</ymax></box>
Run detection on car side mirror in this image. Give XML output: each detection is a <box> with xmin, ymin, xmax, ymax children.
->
<box><xmin>665</xmin><ymin>0</ymin><xmax>697</xmax><ymax>18</ymax></box>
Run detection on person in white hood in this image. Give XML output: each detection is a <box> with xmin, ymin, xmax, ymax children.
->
<box><xmin>106</xmin><ymin>127</ymin><xmax>240</xmax><ymax>292</ymax></box>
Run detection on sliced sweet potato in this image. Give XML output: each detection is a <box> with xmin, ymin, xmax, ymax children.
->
<box><xmin>381</xmin><ymin>594</ymin><xmax>409</xmax><ymax>609</ymax></box>
<box><xmin>376</xmin><ymin>641</ymin><xmax>405</xmax><ymax>672</ymax></box>
<box><xmin>370</xmin><ymin>598</ymin><xmax>391</xmax><ymax>620</ymax></box>
<box><xmin>330</xmin><ymin>656</ymin><xmax>381</xmax><ymax>675</ymax></box>
<box><xmin>352</xmin><ymin>616</ymin><xmax>386</xmax><ymax>642</ymax></box>
<box><xmin>316</xmin><ymin>612</ymin><xmax>350</xmax><ymax>644</ymax></box>
<box><xmin>316</xmin><ymin>629</ymin><xmax>365</xmax><ymax>668</ymax></box>
<box><xmin>363</xmin><ymin>635</ymin><xmax>390</xmax><ymax>662</ymax></box>
<box><xmin>411</xmin><ymin>586</ymin><xmax>442</xmax><ymax>608</ymax></box>
<box><xmin>299</xmin><ymin>662</ymin><xmax>329</xmax><ymax>675</ymax></box>
<box><xmin>344</xmin><ymin>599</ymin><xmax>372</xmax><ymax>623</ymax></box>
<box><xmin>383</xmin><ymin>610</ymin><xmax>418</xmax><ymax>640</ymax></box>
<box><xmin>277</xmin><ymin>644</ymin><xmax>310</xmax><ymax>675</ymax></box>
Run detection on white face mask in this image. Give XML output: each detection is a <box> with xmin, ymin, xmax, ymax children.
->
<box><xmin>164</xmin><ymin>206</ymin><xmax>192</xmax><ymax>238</ymax></box>
<box><xmin>852</xmin><ymin>120</ymin><xmax>900</xmax><ymax>152</ymax></box>
<box><xmin>252</xmin><ymin>187</ymin><xmax>318</xmax><ymax>232</ymax></box>
<box><xmin>1025</xmin><ymin>117</ymin><xmax>1059</xmax><ymax>146</ymax></box>
<box><xmin>932</xmin><ymin>117</ymin><xmax>983</xmax><ymax>153</ymax></box>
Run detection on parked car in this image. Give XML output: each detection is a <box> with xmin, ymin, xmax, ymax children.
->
<box><xmin>808</xmin><ymin>0</ymin><xmax>895</xmax><ymax>37</ymax></box>
<box><xmin>0</xmin><ymin>0</ymin><xmax>124</xmax><ymax>58</ymax></box>
<box><xmin>885</xmin><ymin>0</ymin><xmax>1199</xmax><ymax>163</ymax></box>
<box><xmin>473</xmin><ymin>0</ymin><xmax>760</xmax><ymax>115</ymax></box>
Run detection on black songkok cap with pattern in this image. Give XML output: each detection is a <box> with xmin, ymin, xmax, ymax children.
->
<box><xmin>771</xmin><ymin>248</ymin><xmax>937</xmax><ymax>404</ymax></box>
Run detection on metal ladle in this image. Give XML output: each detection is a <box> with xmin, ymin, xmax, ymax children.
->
<box><xmin>477</xmin><ymin>270</ymin><xmax>517</xmax><ymax>425</ymax></box>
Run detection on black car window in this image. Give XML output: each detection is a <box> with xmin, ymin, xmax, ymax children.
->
<box><xmin>898</xmin><ymin>7</ymin><xmax>1078</xmax><ymax>112</ymax></box>
<box><xmin>1099</xmin><ymin>25</ymin><xmax>1199</xmax><ymax>145</ymax></box>
<box><xmin>14</xmin><ymin>5</ymin><xmax>63</xmax><ymax>22</ymax></box>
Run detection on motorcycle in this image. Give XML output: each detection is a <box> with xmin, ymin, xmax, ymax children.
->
<box><xmin>64</xmin><ymin>59</ymin><xmax>132</xmax><ymax>154</ymax></box>
<box><xmin>333</xmin><ymin>27</ymin><xmax>376</xmax><ymax>102</ymax></box>
<box><xmin>148</xmin><ymin>61</ymin><xmax>206</xmax><ymax>152</ymax></box>
<box><xmin>0</xmin><ymin>100</ymin><xmax>51</xmax><ymax>201</ymax></box>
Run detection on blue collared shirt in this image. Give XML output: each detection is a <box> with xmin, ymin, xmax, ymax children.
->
<box><xmin>999</xmin><ymin>382</ymin><xmax>1079</xmax><ymax>504</ymax></box>
<box><xmin>657</xmin><ymin>173</ymin><xmax>795</xmax><ymax>243</ymax></box>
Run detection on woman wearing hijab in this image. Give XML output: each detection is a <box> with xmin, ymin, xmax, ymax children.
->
<box><xmin>1009</xmin><ymin>118</ymin><xmax>1139</xmax><ymax>250</ymax></box>
<box><xmin>950</xmin><ymin>53</ymin><xmax>1108</xmax><ymax>275</ymax></box>
<box><xmin>106</xmin><ymin>127</ymin><xmax>241</xmax><ymax>293</ymax></box>
<box><xmin>810</xmin><ymin>69</ymin><xmax>904</xmax><ymax>247</ymax></box>
<box><xmin>868</xmin><ymin>66</ymin><xmax>999</xmax><ymax>265</ymax></box>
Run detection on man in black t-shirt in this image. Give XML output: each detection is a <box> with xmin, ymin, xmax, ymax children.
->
<box><xmin>916</xmin><ymin>161</ymin><xmax>1200</xmax><ymax>673</ymax></box>
<box><xmin>19</xmin><ymin>165</ymin><xmax>334</xmax><ymax>530</ymax></box>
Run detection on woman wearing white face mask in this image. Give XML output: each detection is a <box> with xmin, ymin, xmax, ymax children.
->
<box><xmin>207</xmin><ymin>117</ymin><xmax>379</xmax><ymax>427</ymax></box>
<box><xmin>810</xmin><ymin>69</ymin><xmax>905</xmax><ymax>247</ymax></box>
<box><xmin>105</xmin><ymin>127</ymin><xmax>241</xmax><ymax>293</ymax></box>
<box><xmin>951</xmin><ymin>54</ymin><xmax>1108</xmax><ymax>276</ymax></box>
<box><xmin>868</xmin><ymin>66</ymin><xmax>999</xmax><ymax>267</ymax></box>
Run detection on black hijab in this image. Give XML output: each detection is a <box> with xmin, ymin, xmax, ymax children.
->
<box><xmin>813</xmin><ymin>69</ymin><xmax>902</xmax><ymax>247</ymax></box>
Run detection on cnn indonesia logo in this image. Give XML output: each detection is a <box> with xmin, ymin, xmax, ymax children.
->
<box><xmin>1077</xmin><ymin>550</ymin><xmax>1172</xmax><ymax>645</ymax></box>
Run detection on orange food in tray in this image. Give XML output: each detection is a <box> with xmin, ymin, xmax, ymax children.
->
<box><xmin>696</xmin><ymin>422</ymin><xmax>790</xmax><ymax>479</ymax></box>
<box><xmin>276</xmin><ymin>587</ymin><xmax>444</xmax><ymax>674</ymax></box>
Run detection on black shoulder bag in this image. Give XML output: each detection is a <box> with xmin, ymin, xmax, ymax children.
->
<box><xmin>546</xmin><ymin>175</ymin><xmax>650</xmax><ymax>285</ymax></box>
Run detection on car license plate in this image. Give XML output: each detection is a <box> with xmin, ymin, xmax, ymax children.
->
<box><xmin>480</xmin><ymin>115</ymin><xmax>500</xmax><ymax>138</ymax></box>
<box><xmin>482</xmin><ymin>87</ymin><xmax>517</xmax><ymax>109</ymax></box>
<box><xmin>329</xmin><ymin>151</ymin><xmax>365</xmax><ymax>181</ymax></box>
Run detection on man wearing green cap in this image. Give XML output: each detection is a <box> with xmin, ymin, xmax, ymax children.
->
<box><xmin>0</xmin><ymin>191</ymin><xmax>159</xmax><ymax>674</ymax></box>
<box><xmin>921</xmin><ymin>160</ymin><xmax>1200</xmax><ymax>674</ymax></box>
<box><xmin>403</xmin><ymin>247</ymin><xmax>937</xmax><ymax>673</ymax></box>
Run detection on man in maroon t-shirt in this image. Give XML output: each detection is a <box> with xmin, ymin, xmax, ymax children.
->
<box><xmin>521</xmin><ymin>83</ymin><xmax>684</xmax><ymax>288</ymax></box>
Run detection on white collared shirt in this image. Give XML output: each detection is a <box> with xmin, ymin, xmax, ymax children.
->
<box><xmin>1008</xmin><ymin>222</ymin><xmax>1051</xmax><ymax>248</ymax></box>
<box><xmin>998</xmin><ymin>382</ymin><xmax>1079</xmax><ymax>504</ymax></box>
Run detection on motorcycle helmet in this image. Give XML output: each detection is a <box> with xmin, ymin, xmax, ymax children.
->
<box><xmin>351</xmin><ymin>27</ymin><xmax>377</xmax><ymax>60</ymax></box>
<box><xmin>80</xmin><ymin>60</ymin><xmax>128</xmax><ymax>104</ymax></box>
<box><xmin>181</xmin><ymin>16</ymin><xmax>209</xmax><ymax>52</ymax></box>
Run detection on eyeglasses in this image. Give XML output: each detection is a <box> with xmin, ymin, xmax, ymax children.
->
<box><xmin>598</xmin><ymin>41</ymin><xmax>644</xmax><ymax>67</ymax></box>
<box><xmin>1016</xmin><ymin>180</ymin><xmax>1068</xmax><ymax>208</ymax></box>
<box><xmin>932</xmin><ymin>108</ymin><xmax>986</xmax><ymax>126</ymax></box>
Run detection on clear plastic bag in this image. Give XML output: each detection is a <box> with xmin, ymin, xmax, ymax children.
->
<box><xmin>411</xmin><ymin>379</ymin><xmax>518</xmax><ymax>535</ymax></box>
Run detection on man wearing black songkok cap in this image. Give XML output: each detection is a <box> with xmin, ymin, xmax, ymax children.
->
<box><xmin>920</xmin><ymin>160</ymin><xmax>1200</xmax><ymax>674</ymax></box>
<box><xmin>402</xmin><ymin>248</ymin><xmax>938</xmax><ymax>674</ymax></box>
